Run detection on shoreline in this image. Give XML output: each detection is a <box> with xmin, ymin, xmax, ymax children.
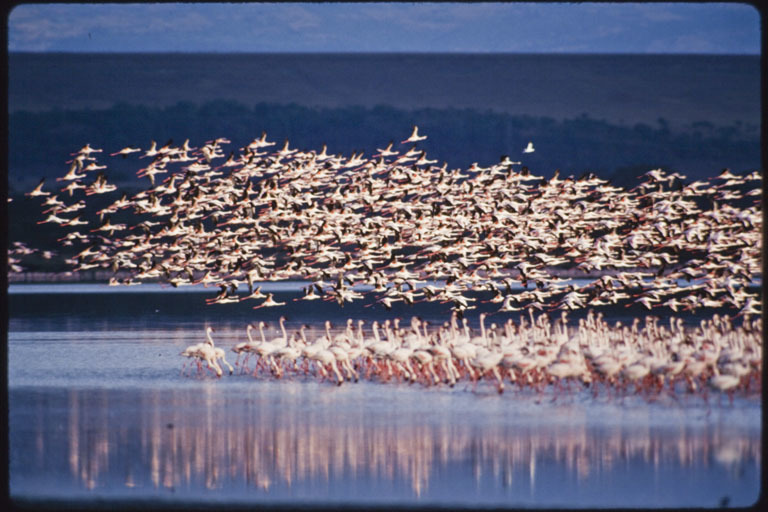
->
<box><xmin>7</xmin><ymin>269</ymin><xmax>764</xmax><ymax>285</ymax></box>
<box><xmin>8</xmin><ymin>270</ymin><xmax>140</xmax><ymax>284</ymax></box>
<box><xmin>5</xmin><ymin>268</ymin><xmax>639</xmax><ymax>285</ymax></box>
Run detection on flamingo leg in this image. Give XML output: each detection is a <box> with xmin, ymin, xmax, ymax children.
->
<box><xmin>492</xmin><ymin>367</ymin><xmax>504</xmax><ymax>394</ymax></box>
<box><xmin>329</xmin><ymin>361</ymin><xmax>344</xmax><ymax>386</ymax></box>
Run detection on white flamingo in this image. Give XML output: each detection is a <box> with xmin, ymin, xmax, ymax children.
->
<box><xmin>401</xmin><ymin>125</ymin><xmax>427</xmax><ymax>144</ymax></box>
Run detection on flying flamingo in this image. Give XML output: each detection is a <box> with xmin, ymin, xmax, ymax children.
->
<box><xmin>253</xmin><ymin>293</ymin><xmax>286</xmax><ymax>309</ymax></box>
<box><xmin>401</xmin><ymin>125</ymin><xmax>427</xmax><ymax>144</ymax></box>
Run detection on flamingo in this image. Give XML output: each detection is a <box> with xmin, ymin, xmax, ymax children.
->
<box><xmin>273</xmin><ymin>333</ymin><xmax>304</xmax><ymax>377</ymax></box>
<box><xmin>110</xmin><ymin>146</ymin><xmax>141</xmax><ymax>157</ymax></box>
<box><xmin>253</xmin><ymin>293</ymin><xmax>286</xmax><ymax>309</ymax></box>
<box><xmin>232</xmin><ymin>324</ymin><xmax>258</xmax><ymax>369</ymax></box>
<box><xmin>180</xmin><ymin>327</ymin><xmax>224</xmax><ymax>377</ymax></box>
<box><xmin>26</xmin><ymin>178</ymin><xmax>50</xmax><ymax>197</ymax></box>
<box><xmin>329</xmin><ymin>343</ymin><xmax>359</xmax><ymax>382</ymax></box>
<box><xmin>401</xmin><ymin>125</ymin><xmax>427</xmax><ymax>144</ymax></box>
<box><xmin>270</xmin><ymin>315</ymin><xmax>289</xmax><ymax>347</ymax></box>
<box><xmin>250</xmin><ymin>321</ymin><xmax>282</xmax><ymax>375</ymax></box>
<box><xmin>708</xmin><ymin>368</ymin><xmax>740</xmax><ymax>405</ymax></box>
<box><xmin>303</xmin><ymin>330</ymin><xmax>344</xmax><ymax>385</ymax></box>
<box><xmin>470</xmin><ymin>350</ymin><xmax>505</xmax><ymax>393</ymax></box>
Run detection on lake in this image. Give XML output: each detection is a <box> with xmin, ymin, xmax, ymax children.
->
<box><xmin>7</xmin><ymin>286</ymin><xmax>762</xmax><ymax>508</ymax></box>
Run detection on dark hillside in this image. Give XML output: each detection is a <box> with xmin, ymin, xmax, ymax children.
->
<box><xmin>9</xmin><ymin>53</ymin><xmax>760</xmax><ymax>130</ymax></box>
<box><xmin>8</xmin><ymin>101</ymin><xmax>760</xmax><ymax>193</ymax></box>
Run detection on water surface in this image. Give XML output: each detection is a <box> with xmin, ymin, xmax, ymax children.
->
<box><xmin>8</xmin><ymin>288</ymin><xmax>762</xmax><ymax>507</ymax></box>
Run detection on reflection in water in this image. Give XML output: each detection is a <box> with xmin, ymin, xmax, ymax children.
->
<box><xmin>10</xmin><ymin>387</ymin><xmax>760</xmax><ymax>506</ymax></box>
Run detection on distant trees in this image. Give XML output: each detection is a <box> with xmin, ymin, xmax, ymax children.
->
<box><xmin>8</xmin><ymin>100</ymin><xmax>760</xmax><ymax>192</ymax></box>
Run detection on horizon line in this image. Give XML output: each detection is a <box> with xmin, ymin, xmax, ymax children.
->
<box><xmin>8</xmin><ymin>50</ymin><xmax>762</xmax><ymax>57</ymax></box>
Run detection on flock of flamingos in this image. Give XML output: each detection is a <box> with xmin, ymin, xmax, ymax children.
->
<box><xmin>183</xmin><ymin>311</ymin><xmax>761</xmax><ymax>401</ymax></box>
<box><xmin>13</xmin><ymin>126</ymin><xmax>762</xmax><ymax>398</ymax></box>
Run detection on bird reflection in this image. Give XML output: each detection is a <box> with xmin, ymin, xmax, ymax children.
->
<box><xmin>37</xmin><ymin>388</ymin><xmax>759</xmax><ymax>498</ymax></box>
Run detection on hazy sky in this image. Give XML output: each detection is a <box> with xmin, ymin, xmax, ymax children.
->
<box><xmin>7</xmin><ymin>2</ymin><xmax>761</xmax><ymax>54</ymax></box>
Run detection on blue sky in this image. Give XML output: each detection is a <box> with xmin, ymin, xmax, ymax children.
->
<box><xmin>7</xmin><ymin>2</ymin><xmax>761</xmax><ymax>54</ymax></box>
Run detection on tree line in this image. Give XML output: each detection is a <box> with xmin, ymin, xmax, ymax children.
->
<box><xmin>8</xmin><ymin>100</ymin><xmax>760</xmax><ymax>194</ymax></box>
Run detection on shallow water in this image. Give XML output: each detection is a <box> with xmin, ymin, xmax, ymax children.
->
<box><xmin>8</xmin><ymin>287</ymin><xmax>762</xmax><ymax>507</ymax></box>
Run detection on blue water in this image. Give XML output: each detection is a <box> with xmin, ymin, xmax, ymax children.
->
<box><xmin>7</xmin><ymin>281</ymin><xmax>757</xmax><ymax>329</ymax></box>
<box><xmin>8</xmin><ymin>385</ymin><xmax>761</xmax><ymax>507</ymax></box>
<box><xmin>7</xmin><ymin>288</ymin><xmax>762</xmax><ymax>507</ymax></box>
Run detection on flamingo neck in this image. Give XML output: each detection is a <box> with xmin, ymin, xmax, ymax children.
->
<box><xmin>258</xmin><ymin>324</ymin><xmax>266</xmax><ymax>343</ymax></box>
